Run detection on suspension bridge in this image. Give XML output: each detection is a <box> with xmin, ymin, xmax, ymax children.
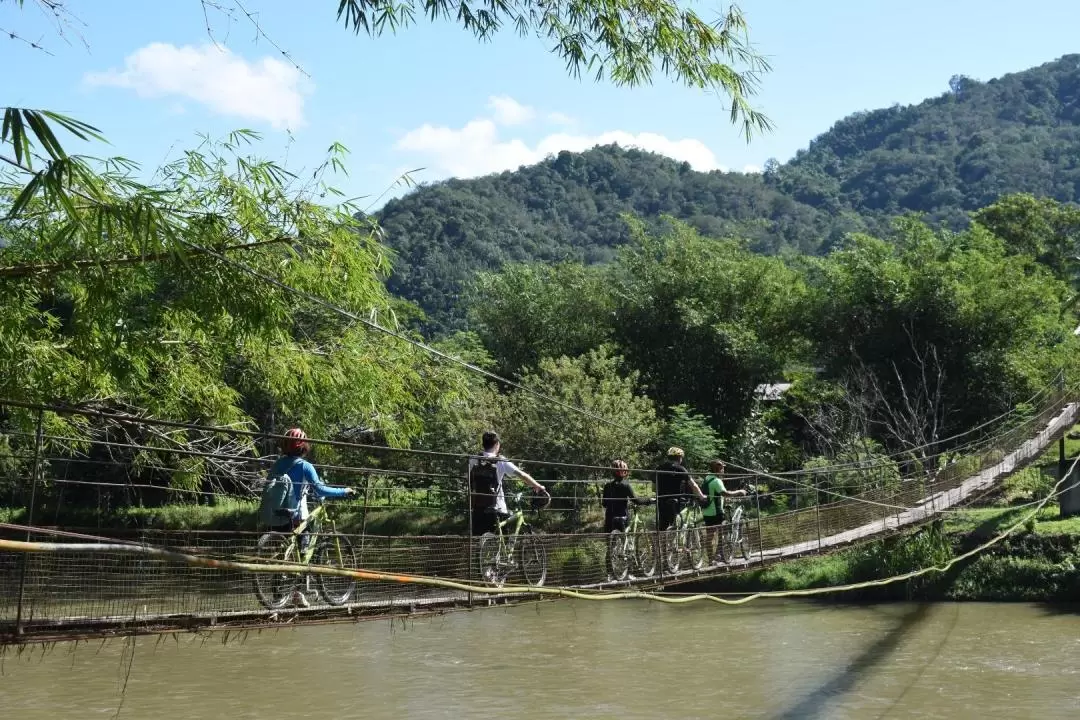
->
<box><xmin>1</xmin><ymin>386</ymin><xmax>1077</xmax><ymax>644</ymax></box>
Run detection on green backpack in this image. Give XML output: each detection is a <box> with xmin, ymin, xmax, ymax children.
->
<box><xmin>258</xmin><ymin>461</ymin><xmax>298</xmax><ymax>527</ymax></box>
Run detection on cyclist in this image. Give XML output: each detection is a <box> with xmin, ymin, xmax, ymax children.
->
<box><xmin>601</xmin><ymin>460</ymin><xmax>654</xmax><ymax>533</ymax></box>
<box><xmin>654</xmin><ymin>447</ymin><xmax>706</xmax><ymax>532</ymax></box>
<box><xmin>468</xmin><ymin>430</ymin><xmax>549</xmax><ymax>536</ymax></box>
<box><xmin>602</xmin><ymin>459</ymin><xmax>655</xmax><ymax>578</ymax></box>
<box><xmin>701</xmin><ymin>459</ymin><xmax>747</xmax><ymax>562</ymax></box>
<box><xmin>270</xmin><ymin>427</ymin><xmax>356</xmax><ymax>607</ymax></box>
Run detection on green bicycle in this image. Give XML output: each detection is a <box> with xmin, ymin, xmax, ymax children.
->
<box><xmin>607</xmin><ymin>500</ymin><xmax>657</xmax><ymax>581</ymax></box>
<box><xmin>477</xmin><ymin>492</ymin><xmax>549</xmax><ymax>588</ymax></box>
<box><xmin>717</xmin><ymin>496</ymin><xmax>752</xmax><ymax>564</ymax></box>
<box><xmin>252</xmin><ymin>499</ymin><xmax>358</xmax><ymax>610</ymax></box>
<box><xmin>663</xmin><ymin>498</ymin><xmax>707</xmax><ymax>573</ymax></box>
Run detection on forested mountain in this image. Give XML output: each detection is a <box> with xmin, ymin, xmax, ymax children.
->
<box><xmin>376</xmin><ymin>54</ymin><xmax>1080</xmax><ymax>330</ymax></box>
<box><xmin>773</xmin><ymin>55</ymin><xmax>1080</xmax><ymax>225</ymax></box>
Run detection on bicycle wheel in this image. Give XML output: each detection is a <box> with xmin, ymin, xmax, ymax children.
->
<box><xmin>608</xmin><ymin>530</ymin><xmax>629</xmax><ymax>581</ymax></box>
<box><xmin>520</xmin><ymin>530</ymin><xmax>547</xmax><ymax>587</ymax></box>
<box><xmin>253</xmin><ymin>532</ymin><xmax>301</xmax><ymax>610</ymax></box>
<box><xmin>633</xmin><ymin>531</ymin><xmax>656</xmax><ymax>578</ymax></box>
<box><xmin>315</xmin><ymin>534</ymin><xmax>358</xmax><ymax>606</ymax></box>
<box><xmin>687</xmin><ymin>526</ymin><xmax>707</xmax><ymax>570</ymax></box>
<box><xmin>663</xmin><ymin>527</ymin><xmax>682</xmax><ymax>573</ymax></box>
<box><xmin>714</xmin><ymin>524</ymin><xmax>729</xmax><ymax>565</ymax></box>
<box><xmin>735</xmin><ymin>518</ymin><xmax>751</xmax><ymax>560</ymax></box>
<box><xmin>478</xmin><ymin>532</ymin><xmax>508</xmax><ymax>587</ymax></box>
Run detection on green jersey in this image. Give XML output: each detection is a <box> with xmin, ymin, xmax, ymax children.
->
<box><xmin>702</xmin><ymin>474</ymin><xmax>727</xmax><ymax>517</ymax></box>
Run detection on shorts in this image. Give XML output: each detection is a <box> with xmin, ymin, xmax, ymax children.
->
<box><xmin>703</xmin><ymin>514</ymin><xmax>726</xmax><ymax>528</ymax></box>
<box><xmin>657</xmin><ymin>500</ymin><xmax>680</xmax><ymax>531</ymax></box>
<box><xmin>604</xmin><ymin>516</ymin><xmax>628</xmax><ymax>533</ymax></box>
<box><xmin>471</xmin><ymin>508</ymin><xmax>509</xmax><ymax>536</ymax></box>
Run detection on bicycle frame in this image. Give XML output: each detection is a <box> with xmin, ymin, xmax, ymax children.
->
<box><xmin>494</xmin><ymin>507</ymin><xmax>528</xmax><ymax>544</ymax></box>
<box><xmin>282</xmin><ymin>502</ymin><xmax>349</xmax><ymax>568</ymax></box>
<box><xmin>627</xmin><ymin>504</ymin><xmax>649</xmax><ymax>535</ymax></box>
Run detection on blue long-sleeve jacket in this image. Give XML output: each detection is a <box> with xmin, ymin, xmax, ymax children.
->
<box><xmin>269</xmin><ymin>456</ymin><xmax>348</xmax><ymax>520</ymax></box>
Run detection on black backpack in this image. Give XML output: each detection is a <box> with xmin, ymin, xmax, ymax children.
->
<box><xmin>470</xmin><ymin>457</ymin><xmax>500</xmax><ymax>510</ymax></box>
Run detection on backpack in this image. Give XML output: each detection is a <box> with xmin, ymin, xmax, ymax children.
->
<box><xmin>259</xmin><ymin>460</ymin><xmax>298</xmax><ymax>527</ymax></box>
<box><xmin>470</xmin><ymin>457</ymin><xmax>500</xmax><ymax>510</ymax></box>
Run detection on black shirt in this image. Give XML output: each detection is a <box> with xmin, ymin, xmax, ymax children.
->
<box><xmin>601</xmin><ymin>479</ymin><xmax>637</xmax><ymax>519</ymax></box>
<box><xmin>655</xmin><ymin>461</ymin><xmax>690</xmax><ymax>502</ymax></box>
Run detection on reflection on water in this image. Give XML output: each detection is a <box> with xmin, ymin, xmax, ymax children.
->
<box><xmin>2</xmin><ymin>600</ymin><xmax>1079</xmax><ymax>719</ymax></box>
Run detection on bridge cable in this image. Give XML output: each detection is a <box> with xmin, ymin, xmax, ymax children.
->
<box><xmin>178</xmin><ymin>238</ymin><xmax>640</xmax><ymax>435</ymax></box>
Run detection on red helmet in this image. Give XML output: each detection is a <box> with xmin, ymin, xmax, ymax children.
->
<box><xmin>280</xmin><ymin>428</ymin><xmax>308</xmax><ymax>456</ymax></box>
<box><xmin>612</xmin><ymin>459</ymin><xmax>629</xmax><ymax>478</ymax></box>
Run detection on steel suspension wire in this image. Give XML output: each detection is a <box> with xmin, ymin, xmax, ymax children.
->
<box><xmin>175</xmin><ymin>238</ymin><xmax>641</xmax><ymax>435</ymax></box>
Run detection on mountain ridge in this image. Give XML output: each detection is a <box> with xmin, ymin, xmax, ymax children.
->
<box><xmin>375</xmin><ymin>54</ymin><xmax>1080</xmax><ymax>331</ymax></box>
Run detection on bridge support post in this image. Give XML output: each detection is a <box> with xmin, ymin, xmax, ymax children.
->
<box><xmin>1060</xmin><ymin>436</ymin><xmax>1066</xmax><ymax>479</ymax></box>
<box><xmin>15</xmin><ymin>408</ymin><xmax>44</xmax><ymax>636</ymax></box>
<box><xmin>814</xmin><ymin>500</ymin><xmax>821</xmax><ymax>552</ymax></box>
<box><xmin>654</xmin><ymin>470</ymin><xmax>666</xmax><ymax>582</ymax></box>
<box><xmin>755</xmin><ymin>488</ymin><xmax>764</xmax><ymax>566</ymax></box>
<box><xmin>1059</xmin><ymin>439</ymin><xmax>1080</xmax><ymax>519</ymax></box>
<box><xmin>465</xmin><ymin>464</ymin><xmax>474</xmax><ymax>608</ymax></box>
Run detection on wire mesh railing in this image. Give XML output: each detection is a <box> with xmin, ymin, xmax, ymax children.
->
<box><xmin>0</xmin><ymin>389</ymin><xmax>1077</xmax><ymax>638</ymax></box>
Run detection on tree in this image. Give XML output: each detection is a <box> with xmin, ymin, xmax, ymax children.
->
<box><xmin>806</xmin><ymin>217</ymin><xmax>1079</xmax><ymax>443</ymax></box>
<box><xmin>610</xmin><ymin>216</ymin><xmax>807</xmax><ymax>436</ymax></box>
<box><xmin>494</xmin><ymin>346</ymin><xmax>660</xmax><ymax>472</ymax></box>
<box><xmin>0</xmin><ymin>130</ymin><xmax>470</xmax><ymax>508</ymax></box>
<box><xmin>332</xmin><ymin>0</ymin><xmax>771</xmax><ymax>138</ymax></box>
<box><xmin>972</xmin><ymin>193</ymin><xmax>1080</xmax><ymax>279</ymax></box>
<box><xmin>662</xmin><ymin>404</ymin><xmax>723</xmax><ymax>470</ymax></box>
<box><xmin>468</xmin><ymin>262</ymin><xmax>612</xmax><ymax>376</ymax></box>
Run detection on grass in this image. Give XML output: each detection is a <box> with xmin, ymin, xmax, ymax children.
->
<box><xmin>945</xmin><ymin>505</ymin><xmax>1080</xmax><ymax>539</ymax></box>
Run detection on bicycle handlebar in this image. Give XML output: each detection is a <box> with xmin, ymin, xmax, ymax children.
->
<box><xmin>511</xmin><ymin>490</ymin><xmax>552</xmax><ymax>512</ymax></box>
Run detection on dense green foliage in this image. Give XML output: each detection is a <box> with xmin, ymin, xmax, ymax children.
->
<box><xmin>379</xmin><ymin>147</ymin><xmax>843</xmax><ymax>328</ymax></box>
<box><xmin>4</xmin><ymin>1</ymin><xmax>1080</xmax><ymax>529</ymax></box>
<box><xmin>465</xmin><ymin>208</ymin><xmax>1080</xmax><ymax>477</ymax></box>
<box><xmin>0</xmin><ymin>129</ymin><xmax>474</xmax><ymax>510</ymax></box>
<box><xmin>378</xmin><ymin>55</ymin><xmax>1080</xmax><ymax>331</ymax></box>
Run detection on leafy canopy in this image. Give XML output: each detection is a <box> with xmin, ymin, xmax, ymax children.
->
<box><xmin>335</xmin><ymin>0</ymin><xmax>771</xmax><ymax>139</ymax></box>
<box><xmin>0</xmin><ymin>128</ymin><xmax>463</xmax><ymax>446</ymax></box>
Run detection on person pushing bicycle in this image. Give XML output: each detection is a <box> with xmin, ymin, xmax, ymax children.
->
<box><xmin>654</xmin><ymin>447</ymin><xmax>707</xmax><ymax>531</ymax></box>
<box><xmin>468</xmin><ymin>430</ymin><xmax>549</xmax><ymax>536</ymax></box>
<box><xmin>701</xmin><ymin>459</ymin><xmax>747</xmax><ymax>563</ymax></box>
<box><xmin>602</xmin><ymin>459</ymin><xmax>655</xmax><ymax>578</ymax></box>
<box><xmin>269</xmin><ymin>428</ymin><xmax>356</xmax><ymax>607</ymax></box>
<box><xmin>602</xmin><ymin>460</ymin><xmax>655</xmax><ymax>533</ymax></box>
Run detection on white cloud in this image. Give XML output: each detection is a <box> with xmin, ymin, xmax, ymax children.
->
<box><xmin>396</xmin><ymin>98</ymin><xmax>723</xmax><ymax>179</ymax></box>
<box><xmin>487</xmin><ymin>95</ymin><xmax>535</xmax><ymax>126</ymax></box>
<box><xmin>85</xmin><ymin>43</ymin><xmax>311</xmax><ymax>130</ymax></box>
<box><xmin>546</xmin><ymin>111</ymin><xmax>577</xmax><ymax>127</ymax></box>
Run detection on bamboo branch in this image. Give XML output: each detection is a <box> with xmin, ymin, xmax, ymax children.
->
<box><xmin>0</xmin><ymin>236</ymin><xmax>294</xmax><ymax>278</ymax></box>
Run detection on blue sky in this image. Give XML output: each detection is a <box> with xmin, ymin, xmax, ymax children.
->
<box><xmin>4</xmin><ymin>0</ymin><xmax>1080</xmax><ymax>208</ymax></box>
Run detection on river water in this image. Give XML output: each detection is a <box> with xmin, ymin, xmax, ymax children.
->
<box><xmin>2</xmin><ymin>600</ymin><xmax>1078</xmax><ymax>719</ymax></box>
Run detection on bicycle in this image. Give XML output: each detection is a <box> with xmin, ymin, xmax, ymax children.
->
<box><xmin>477</xmin><ymin>491</ymin><xmax>549</xmax><ymax>588</ymax></box>
<box><xmin>252</xmin><ymin>498</ymin><xmax>358</xmax><ymax>610</ymax></box>
<box><xmin>716</xmin><ymin>495</ymin><xmax>753</xmax><ymax>564</ymax></box>
<box><xmin>607</xmin><ymin>500</ymin><xmax>657</xmax><ymax>581</ymax></box>
<box><xmin>663</xmin><ymin>497</ymin><xmax>707</xmax><ymax>573</ymax></box>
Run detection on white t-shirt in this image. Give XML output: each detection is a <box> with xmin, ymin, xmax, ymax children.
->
<box><xmin>468</xmin><ymin>452</ymin><xmax>523</xmax><ymax>513</ymax></box>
